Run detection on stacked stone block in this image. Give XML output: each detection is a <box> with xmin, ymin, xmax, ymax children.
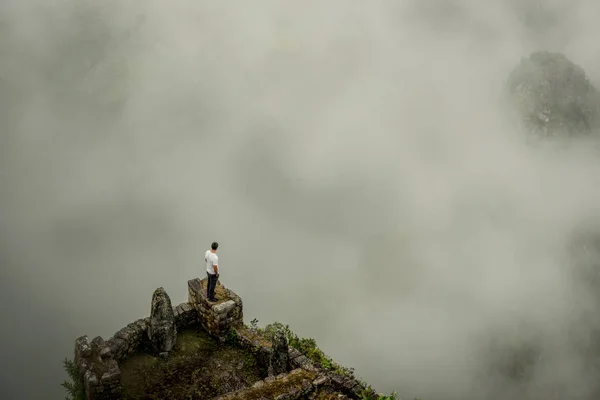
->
<box><xmin>173</xmin><ymin>302</ymin><xmax>198</xmax><ymax>329</ymax></box>
<box><xmin>188</xmin><ymin>278</ymin><xmax>243</xmax><ymax>342</ymax></box>
<box><xmin>106</xmin><ymin>318</ymin><xmax>149</xmax><ymax>361</ymax></box>
<box><xmin>74</xmin><ymin>335</ymin><xmax>122</xmax><ymax>400</ymax></box>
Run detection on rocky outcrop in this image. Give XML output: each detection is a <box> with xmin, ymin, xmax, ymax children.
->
<box><xmin>507</xmin><ymin>51</ymin><xmax>600</xmax><ymax>138</ymax></box>
<box><xmin>147</xmin><ymin>287</ymin><xmax>177</xmax><ymax>356</ymax></box>
<box><xmin>269</xmin><ymin>328</ymin><xmax>290</xmax><ymax>376</ymax></box>
<box><xmin>74</xmin><ymin>279</ymin><xmax>376</xmax><ymax>400</ymax></box>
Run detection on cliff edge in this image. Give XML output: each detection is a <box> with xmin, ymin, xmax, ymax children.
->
<box><xmin>68</xmin><ymin>278</ymin><xmax>380</xmax><ymax>400</ymax></box>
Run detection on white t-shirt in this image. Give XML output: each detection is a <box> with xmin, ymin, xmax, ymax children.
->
<box><xmin>205</xmin><ymin>250</ymin><xmax>219</xmax><ymax>275</ymax></box>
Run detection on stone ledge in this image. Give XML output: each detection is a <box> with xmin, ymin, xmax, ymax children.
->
<box><xmin>210</xmin><ymin>368</ymin><xmax>318</xmax><ymax>400</ymax></box>
<box><xmin>188</xmin><ymin>278</ymin><xmax>244</xmax><ymax>342</ymax></box>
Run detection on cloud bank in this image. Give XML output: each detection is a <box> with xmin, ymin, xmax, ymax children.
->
<box><xmin>2</xmin><ymin>1</ymin><xmax>600</xmax><ymax>399</ymax></box>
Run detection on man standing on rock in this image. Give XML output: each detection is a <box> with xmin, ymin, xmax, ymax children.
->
<box><xmin>205</xmin><ymin>241</ymin><xmax>219</xmax><ymax>302</ymax></box>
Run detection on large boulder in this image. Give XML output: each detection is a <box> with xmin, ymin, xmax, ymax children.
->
<box><xmin>507</xmin><ymin>51</ymin><xmax>600</xmax><ymax>138</ymax></box>
<box><xmin>147</xmin><ymin>287</ymin><xmax>177</xmax><ymax>356</ymax></box>
<box><xmin>268</xmin><ymin>328</ymin><xmax>290</xmax><ymax>376</ymax></box>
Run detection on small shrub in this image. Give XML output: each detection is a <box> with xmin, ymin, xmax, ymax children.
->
<box><xmin>257</xmin><ymin>322</ymin><xmax>356</xmax><ymax>378</ymax></box>
<box><xmin>226</xmin><ymin>327</ymin><xmax>239</xmax><ymax>346</ymax></box>
<box><xmin>61</xmin><ymin>358</ymin><xmax>85</xmax><ymax>400</ymax></box>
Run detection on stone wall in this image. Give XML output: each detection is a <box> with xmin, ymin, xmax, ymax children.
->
<box><xmin>74</xmin><ymin>335</ymin><xmax>121</xmax><ymax>400</ymax></box>
<box><xmin>235</xmin><ymin>325</ymin><xmax>290</xmax><ymax>378</ymax></box>
<box><xmin>106</xmin><ymin>318</ymin><xmax>150</xmax><ymax>362</ymax></box>
<box><xmin>188</xmin><ymin>277</ymin><xmax>244</xmax><ymax>342</ymax></box>
<box><xmin>210</xmin><ymin>364</ymin><xmax>376</xmax><ymax>400</ymax></box>
<box><xmin>287</xmin><ymin>346</ymin><xmax>375</xmax><ymax>398</ymax></box>
<box><xmin>74</xmin><ymin>293</ymin><xmax>198</xmax><ymax>399</ymax></box>
<box><xmin>232</xmin><ymin>325</ymin><xmax>374</xmax><ymax>398</ymax></box>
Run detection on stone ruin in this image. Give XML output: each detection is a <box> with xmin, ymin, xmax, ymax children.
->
<box><xmin>73</xmin><ymin>278</ymin><xmax>375</xmax><ymax>399</ymax></box>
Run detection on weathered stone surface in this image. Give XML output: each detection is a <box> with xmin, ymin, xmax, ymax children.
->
<box><xmin>301</xmin><ymin>379</ymin><xmax>313</xmax><ymax>393</ymax></box>
<box><xmin>275</xmin><ymin>386</ymin><xmax>301</xmax><ymax>400</ymax></box>
<box><xmin>99</xmin><ymin>347</ymin><xmax>112</xmax><ymax>359</ymax></box>
<box><xmin>172</xmin><ymin>301</ymin><xmax>198</xmax><ymax>329</ymax></box>
<box><xmin>288</xmin><ymin>348</ymin><xmax>302</xmax><ymax>359</ymax></box>
<box><xmin>75</xmin><ymin>333</ymin><xmax>123</xmax><ymax>399</ymax></box>
<box><xmin>330</xmin><ymin>374</ymin><xmax>346</xmax><ymax>387</ymax></box>
<box><xmin>269</xmin><ymin>328</ymin><xmax>290</xmax><ymax>376</ymax></box>
<box><xmin>147</xmin><ymin>286</ymin><xmax>177</xmax><ymax>355</ymax></box>
<box><xmin>253</xmin><ymin>380</ymin><xmax>265</xmax><ymax>388</ymax></box>
<box><xmin>188</xmin><ymin>278</ymin><xmax>202</xmax><ymax>304</ymax></box>
<box><xmin>75</xmin><ymin>335</ymin><xmax>92</xmax><ymax>369</ymax></box>
<box><xmin>294</xmin><ymin>355</ymin><xmax>310</xmax><ymax>367</ymax></box>
<box><xmin>85</xmin><ymin>370</ymin><xmax>98</xmax><ymax>387</ymax></box>
<box><xmin>101</xmin><ymin>369</ymin><xmax>119</xmax><ymax>383</ymax></box>
<box><xmin>213</xmin><ymin>300</ymin><xmax>236</xmax><ymax>314</ymax></box>
<box><xmin>313</xmin><ymin>376</ymin><xmax>329</xmax><ymax>387</ymax></box>
<box><xmin>91</xmin><ymin>336</ymin><xmax>105</xmax><ymax>350</ymax></box>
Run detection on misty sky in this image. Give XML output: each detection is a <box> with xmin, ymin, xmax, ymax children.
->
<box><xmin>3</xmin><ymin>1</ymin><xmax>600</xmax><ymax>399</ymax></box>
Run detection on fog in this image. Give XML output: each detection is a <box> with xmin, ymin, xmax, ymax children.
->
<box><xmin>2</xmin><ymin>1</ymin><xmax>600</xmax><ymax>399</ymax></box>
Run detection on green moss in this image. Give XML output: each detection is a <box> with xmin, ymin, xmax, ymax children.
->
<box><xmin>119</xmin><ymin>327</ymin><xmax>261</xmax><ymax>400</ymax></box>
<box><xmin>257</xmin><ymin>321</ymin><xmax>357</xmax><ymax>378</ymax></box>
<box><xmin>235</xmin><ymin>325</ymin><xmax>272</xmax><ymax>348</ymax></box>
<box><xmin>246</xmin><ymin>320</ymin><xmax>420</xmax><ymax>400</ymax></box>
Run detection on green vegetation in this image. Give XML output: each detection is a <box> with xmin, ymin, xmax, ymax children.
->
<box><xmin>119</xmin><ymin>327</ymin><xmax>261</xmax><ymax>399</ymax></box>
<box><xmin>61</xmin><ymin>358</ymin><xmax>85</xmax><ymax>400</ymax></box>
<box><xmin>64</xmin><ymin>320</ymin><xmax>416</xmax><ymax>399</ymax></box>
<box><xmin>227</xmin><ymin>326</ymin><xmax>240</xmax><ymax>346</ymax></box>
<box><xmin>247</xmin><ymin>319</ymin><xmax>410</xmax><ymax>400</ymax></box>
<box><xmin>253</xmin><ymin>320</ymin><xmax>356</xmax><ymax>378</ymax></box>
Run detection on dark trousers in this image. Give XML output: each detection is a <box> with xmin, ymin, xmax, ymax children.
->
<box><xmin>207</xmin><ymin>272</ymin><xmax>218</xmax><ymax>299</ymax></box>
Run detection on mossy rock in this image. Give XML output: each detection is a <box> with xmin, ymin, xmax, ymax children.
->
<box><xmin>507</xmin><ymin>51</ymin><xmax>600</xmax><ymax>138</ymax></box>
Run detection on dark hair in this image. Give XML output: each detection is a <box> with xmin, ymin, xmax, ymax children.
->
<box><xmin>211</xmin><ymin>242</ymin><xmax>219</xmax><ymax>250</ymax></box>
